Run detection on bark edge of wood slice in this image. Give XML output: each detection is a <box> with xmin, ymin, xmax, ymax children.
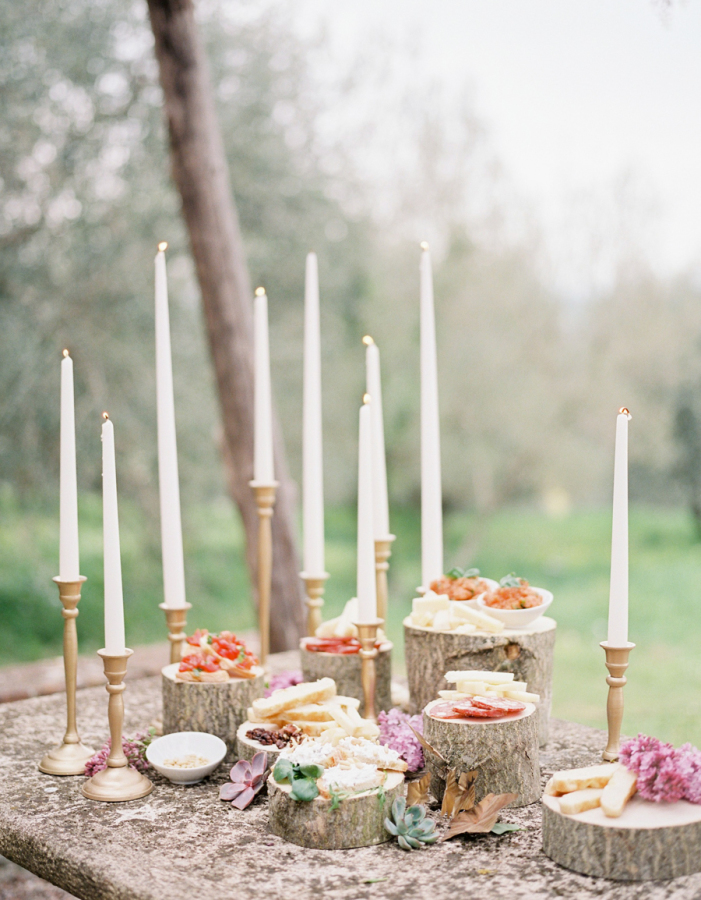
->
<box><xmin>542</xmin><ymin>793</ymin><xmax>701</xmax><ymax>881</ymax></box>
<box><xmin>162</xmin><ymin>663</ymin><xmax>265</xmax><ymax>755</ymax></box>
<box><xmin>300</xmin><ymin>642</ymin><xmax>393</xmax><ymax>716</ymax></box>
<box><xmin>423</xmin><ymin>699</ymin><xmax>540</xmax><ymax>808</ymax></box>
<box><xmin>404</xmin><ymin>616</ymin><xmax>555</xmax><ymax>746</ymax></box>
<box><xmin>267</xmin><ymin>770</ymin><xmax>405</xmax><ymax>849</ymax></box>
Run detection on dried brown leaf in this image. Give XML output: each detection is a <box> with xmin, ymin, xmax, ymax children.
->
<box><xmin>441</xmin><ymin>768</ymin><xmax>476</xmax><ymax>817</ymax></box>
<box><xmin>406</xmin><ymin>772</ymin><xmax>431</xmax><ymax>807</ymax></box>
<box><xmin>408</xmin><ymin>725</ymin><xmax>447</xmax><ymax>765</ymax></box>
<box><xmin>441</xmin><ymin>792</ymin><xmax>518</xmax><ymax>841</ymax></box>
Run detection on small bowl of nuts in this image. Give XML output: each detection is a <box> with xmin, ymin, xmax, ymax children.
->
<box><xmin>146</xmin><ymin>732</ymin><xmax>227</xmax><ymax>785</ymax></box>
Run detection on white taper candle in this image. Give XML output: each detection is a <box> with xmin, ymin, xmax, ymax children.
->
<box><xmin>101</xmin><ymin>415</ymin><xmax>126</xmax><ymax>655</ymax></box>
<box><xmin>607</xmin><ymin>408</ymin><xmax>631</xmax><ymax>645</ymax></box>
<box><xmin>356</xmin><ymin>396</ymin><xmax>377</xmax><ymax>623</ymax></box>
<box><xmin>302</xmin><ymin>253</ymin><xmax>325</xmax><ymax>574</ymax></box>
<box><xmin>420</xmin><ymin>243</ymin><xmax>443</xmax><ymax>588</ymax></box>
<box><xmin>253</xmin><ymin>287</ymin><xmax>275</xmax><ymax>484</ymax></box>
<box><xmin>59</xmin><ymin>350</ymin><xmax>80</xmax><ymax>580</ymax></box>
<box><xmin>363</xmin><ymin>337</ymin><xmax>390</xmax><ymax>539</ymax></box>
<box><xmin>155</xmin><ymin>244</ymin><xmax>187</xmax><ymax>609</ymax></box>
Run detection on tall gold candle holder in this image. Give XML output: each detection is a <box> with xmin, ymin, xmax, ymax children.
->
<box><xmin>600</xmin><ymin>641</ymin><xmax>635</xmax><ymax>761</ymax></box>
<box><xmin>250</xmin><ymin>481</ymin><xmax>278</xmax><ymax>666</ymax></box>
<box><xmin>159</xmin><ymin>602</ymin><xmax>192</xmax><ymax>664</ymax></box>
<box><xmin>82</xmin><ymin>649</ymin><xmax>153</xmax><ymax>802</ymax></box>
<box><xmin>353</xmin><ymin>618</ymin><xmax>383</xmax><ymax>723</ymax></box>
<box><xmin>373</xmin><ymin>535</ymin><xmax>395</xmax><ymax>624</ymax></box>
<box><xmin>300</xmin><ymin>572</ymin><xmax>329</xmax><ymax>636</ymax></box>
<box><xmin>39</xmin><ymin>576</ymin><xmax>95</xmax><ymax>775</ymax></box>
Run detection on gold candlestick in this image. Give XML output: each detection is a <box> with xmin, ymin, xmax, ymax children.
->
<box><xmin>39</xmin><ymin>576</ymin><xmax>95</xmax><ymax>775</ymax></box>
<box><xmin>353</xmin><ymin>618</ymin><xmax>383</xmax><ymax>722</ymax></box>
<box><xmin>600</xmin><ymin>641</ymin><xmax>635</xmax><ymax>761</ymax></box>
<box><xmin>373</xmin><ymin>535</ymin><xmax>395</xmax><ymax>624</ymax></box>
<box><xmin>300</xmin><ymin>572</ymin><xmax>329</xmax><ymax>636</ymax></box>
<box><xmin>250</xmin><ymin>481</ymin><xmax>278</xmax><ymax>666</ymax></box>
<box><xmin>82</xmin><ymin>649</ymin><xmax>153</xmax><ymax>802</ymax></box>
<box><xmin>159</xmin><ymin>602</ymin><xmax>192</xmax><ymax>664</ymax></box>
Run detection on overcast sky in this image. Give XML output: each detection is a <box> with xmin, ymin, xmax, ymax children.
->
<box><xmin>294</xmin><ymin>0</ymin><xmax>701</xmax><ymax>293</ymax></box>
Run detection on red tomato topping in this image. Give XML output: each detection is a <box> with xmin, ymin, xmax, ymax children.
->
<box><xmin>179</xmin><ymin>653</ymin><xmax>221</xmax><ymax>673</ymax></box>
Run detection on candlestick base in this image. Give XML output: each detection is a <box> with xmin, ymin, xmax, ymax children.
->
<box><xmin>82</xmin><ymin>649</ymin><xmax>153</xmax><ymax>802</ymax></box>
<box><xmin>600</xmin><ymin>641</ymin><xmax>635</xmax><ymax>762</ymax></box>
<box><xmin>159</xmin><ymin>602</ymin><xmax>192</xmax><ymax>665</ymax></box>
<box><xmin>300</xmin><ymin>572</ymin><xmax>329</xmax><ymax>636</ymax></box>
<box><xmin>39</xmin><ymin>576</ymin><xmax>95</xmax><ymax>776</ymax></box>
<box><xmin>250</xmin><ymin>480</ymin><xmax>279</xmax><ymax>666</ymax></box>
<box><xmin>374</xmin><ymin>536</ymin><xmax>395</xmax><ymax>625</ymax></box>
<box><xmin>353</xmin><ymin>619</ymin><xmax>383</xmax><ymax>723</ymax></box>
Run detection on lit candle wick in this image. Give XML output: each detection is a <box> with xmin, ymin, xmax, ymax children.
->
<box><xmin>255</xmin><ymin>286</ymin><xmax>266</xmax><ymax>297</ymax></box>
<box><xmin>420</xmin><ymin>241</ymin><xmax>429</xmax><ymax>251</ymax></box>
<box><xmin>619</xmin><ymin>408</ymin><xmax>632</xmax><ymax>419</ymax></box>
<box><xmin>363</xmin><ymin>393</ymin><xmax>371</xmax><ymax>405</ymax></box>
<box><xmin>362</xmin><ymin>335</ymin><xmax>374</xmax><ymax>346</ymax></box>
<box><xmin>62</xmin><ymin>349</ymin><xmax>70</xmax><ymax>358</ymax></box>
<box><xmin>158</xmin><ymin>241</ymin><xmax>168</xmax><ymax>252</ymax></box>
<box><xmin>102</xmin><ymin>411</ymin><xmax>109</xmax><ymax>421</ymax></box>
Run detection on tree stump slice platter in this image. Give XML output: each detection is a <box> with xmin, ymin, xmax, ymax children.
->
<box><xmin>162</xmin><ymin>663</ymin><xmax>265</xmax><ymax>757</ymax></box>
<box><xmin>542</xmin><ymin>794</ymin><xmax>701</xmax><ymax>881</ymax></box>
<box><xmin>422</xmin><ymin>700</ymin><xmax>540</xmax><ymax>808</ymax></box>
<box><xmin>404</xmin><ymin>616</ymin><xmax>556</xmax><ymax>745</ymax></box>
<box><xmin>235</xmin><ymin>721</ymin><xmax>287</xmax><ymax>763</ymax></box>
<box><xmin>267</xmin><ymin>771</ymin><xmax>405</xmax><ymax>849</ymax></box>
<box><xmin>299</xmin><ymin>641</ymin><xmax>393</xmax><ymax>716</ymax></box>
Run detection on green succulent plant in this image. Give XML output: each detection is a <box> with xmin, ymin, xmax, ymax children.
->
<box><xmin>384</xmin><ymin>797</ymin><xmax>439</xmax><ymax>850</ymax></box>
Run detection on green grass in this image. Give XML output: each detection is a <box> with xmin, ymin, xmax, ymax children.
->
<box><xmin>2</xmin><ymin>489</ymin><xmax>700</xmax><ymax>746</ymax></box>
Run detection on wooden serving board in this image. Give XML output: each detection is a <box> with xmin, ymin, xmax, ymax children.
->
<box><xmin>423</xmin><ymin>699</ymin><xmax>540</xmax><ymax>807</ymax></box>
<box><xmin>161</xmin><ymin>663</ymin><xmax>265</xmax><ymax>757</ymax></box>
<box><xmin>404</xmin><ymin>615</ymin><xmax>555</xmax><ymax>745</ymax></box>
<box><xmin>267</xmin><ymin>770</ymin><xmax>405</xmax><ymax>849</ymax></box>
<box><xmin>542</xmin><ymin>793</ymin><xmax>701</xmax><ymax>881</ymax></box>
<box><xmin>299</xmin><ymin>641</ymin><xmax>393</xmax><ymax>716</ymax></box>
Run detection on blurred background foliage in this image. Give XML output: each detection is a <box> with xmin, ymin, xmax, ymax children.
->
<box><xmin>1</xmin><ymin>0</ymin><xmax>701</xmax><ymax>740</ymax></box>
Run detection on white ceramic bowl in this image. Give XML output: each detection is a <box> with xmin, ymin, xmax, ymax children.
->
<box><xmin>451</xmin><ymin>577</ymin><xmax>500</xmax><ymax>609</ymax></box>
<box><xmin>476</xmin><ymin>587</ymin><xmax>553</xmax><ymax>629</ymax></box>
<box><xmin>146</xmin><ymin>732</ymin><xmax>227</xmax><ymax>785</ymax></box>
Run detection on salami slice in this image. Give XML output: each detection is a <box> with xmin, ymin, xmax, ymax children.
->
<box><xmin>453</xmin><ymin>705</ymin><xmax>506</xmax><ymax>718</ymax></box>
<box><xmin>470</xmin><ymin>696</ymin><xmax>526</xmax><ymax>713</ymax></box>
<box><xmin>429</xmin><ymin>702</ymin><xmax>467</xmax><ymax>719</ymax></box>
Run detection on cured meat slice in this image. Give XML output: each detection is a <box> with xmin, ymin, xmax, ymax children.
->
<box><xmin>470</xmin><ymin>696</ymin><xmax>526</xmax><ymax>713</ymax></box>
<box><xmin>429</xmin><ymin>702</ymin><xmax>467</xmax><ymax>719</ymax></box>
<box><xmin>453</xmin><ymin>705</ymin><xmax>506</xmax><ymax>718</ymax></box>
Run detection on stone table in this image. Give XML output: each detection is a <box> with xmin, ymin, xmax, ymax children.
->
<box><xmin>1</xmin><ymin>677</ymin><xmax>700</xmax><ymax>900</ymax></box>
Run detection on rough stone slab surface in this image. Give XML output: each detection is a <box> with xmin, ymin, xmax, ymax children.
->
<box><xmin>2</xmin><ymin>673</ymin><xmax>701</xmax><ymax>899</ymax></box>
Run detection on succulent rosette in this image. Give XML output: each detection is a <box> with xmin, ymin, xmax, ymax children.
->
<box><xmin>219</xmin><ymin>751</ymin><xmax>268</xmax><ymax>809</ymax></box>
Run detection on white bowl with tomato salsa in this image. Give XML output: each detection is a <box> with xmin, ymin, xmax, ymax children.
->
<box><xmin>476</xmin><ymin>586</ymin><xmax>553</xmax><ymax>629</ymax></box>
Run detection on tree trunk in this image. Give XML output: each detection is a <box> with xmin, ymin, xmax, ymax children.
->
<box><xmin>146</xmin><ymin>0</ymin><xmax>304</xmax><ymax>650</ymax></box>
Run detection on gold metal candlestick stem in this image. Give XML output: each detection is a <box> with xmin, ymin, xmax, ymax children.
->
<box><xmin>159</xmin><ymin>602</ymin><xmax>192</xmax><ymax>664</ymax></box>
<box><xmin>300</xmin><ymin>572</ymin><xmax>329</xmax><ymax>636</ymax></box>
<box><xmin>39</xmin><ymin>576</ymin><xmax>95</xmax><ymax>775</ymax></box>
<box><xmin>250</xmin><ymin>481</ymin><xmax>279</xmax><ymax>666</ymax></box>
<box><xmin>353</xmin><ymin>618</ymin><xmax>383</xmax><ymax>722</ymax></box>
<box><xmin>600</xmin><ymin>641</ymin><xmax>635</xmax><ymax>761</ymax></box>
<box><xmin>82</xmin><ymin>649</ymin><xmax>153</xmax><ymax>801</ymax></box>
<box><xmin>373</xmin><ymin>535</ymin><xmax>395</xmax><ymax>624</ymax></box>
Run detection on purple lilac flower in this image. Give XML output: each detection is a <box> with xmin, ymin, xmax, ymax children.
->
<box><xmin>84</xmin><ymin>730</ymin><xmax>154</xmax><ymax>777</ymax></box>
<box><xmin>378</xmin><ymin>708</ymin><xmax>424</xmax><ymax>772</ymax></box>
<box><xmin>264</xmin><ymin>670</ymin><xmax>303</xmax><ymax>698</ymax></box>
<box><xmin>620</xmin><ymin>734</ymin><xmax>701</xmax><ymax>804</ymax></box>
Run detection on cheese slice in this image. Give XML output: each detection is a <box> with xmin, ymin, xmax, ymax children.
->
<box><xmin>452</xmin><ymin>623</ymin><xmax>477</xmax><ymax>634</ymax></box>
<box><xmin>445</xmin><ymin>671</ymin><xmax>514</xmax><ymax>685</ymax></box>
<box><xmin>438</xmin><ymin>690</ymin><xmax>472</xmax><ymax>701</ymax></box>
<box><xmin>600</xmin><ymin>765</ymin><xmax>637</xmax><ymax>818</ymax></box>
<box><xmin>550</xmin><ymin>764</ymin><xmax>618</xmax><ymax>795</ymax></box>
<box><xmin>455</xmin><ymin>681</ymin><xmax>489</xmax><ymax>695</ymax></box>
<box><xmin>449</xmin><ymin>603</ymin><xmax>504</xmax><ymax>633</ymax></box>
<box><xmin>432</xmin><ymin>609</ymin><xmax>452</xmax><ymax>631</ymax></box>
<box><xmin>413</xmin><ymin>591</ymin><xmax>450</xmax><ymax>615</ymax></box>
<box><xmin>503</xmin><ymin>690</ymin><xmax>540</xmax><ymax>703</ymax></box>
<box><xmin>559</xmin><ymin>788</ymin><xmax>603</xmax><ymax>815</ymax></box>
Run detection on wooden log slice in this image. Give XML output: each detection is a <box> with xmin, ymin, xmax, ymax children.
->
<box><xmin>423</xmin><ymin>700</ymin><xmax>540</xmax><ymax>808</ymax></box>
<box><xmin>542</xmin><ymin>793</ymin><xmax>701</xmax><ymax>881</ymax></box>
<box><xmin>267</xmin><ymin>770</ymin><xmax>405</xmax><ymax>849</ymax></box>
<box><xmin>404</xmin><ymin>616</ymin><xmax>556</xmax><ymax>746</ymax></box>
<box><xmin>161</xmin><ymin>663</ymin><xmax>265</xmax><ymax>756</ymax></box>
<box><xmin>235</xmin><ymin>721</ymin><xmax>289</xmax><ymax>763</ymax></box>
<box><xmin>299</xmin><ymin>641</ymin><xmax>393</xmax><ymax>716</ymax></box>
